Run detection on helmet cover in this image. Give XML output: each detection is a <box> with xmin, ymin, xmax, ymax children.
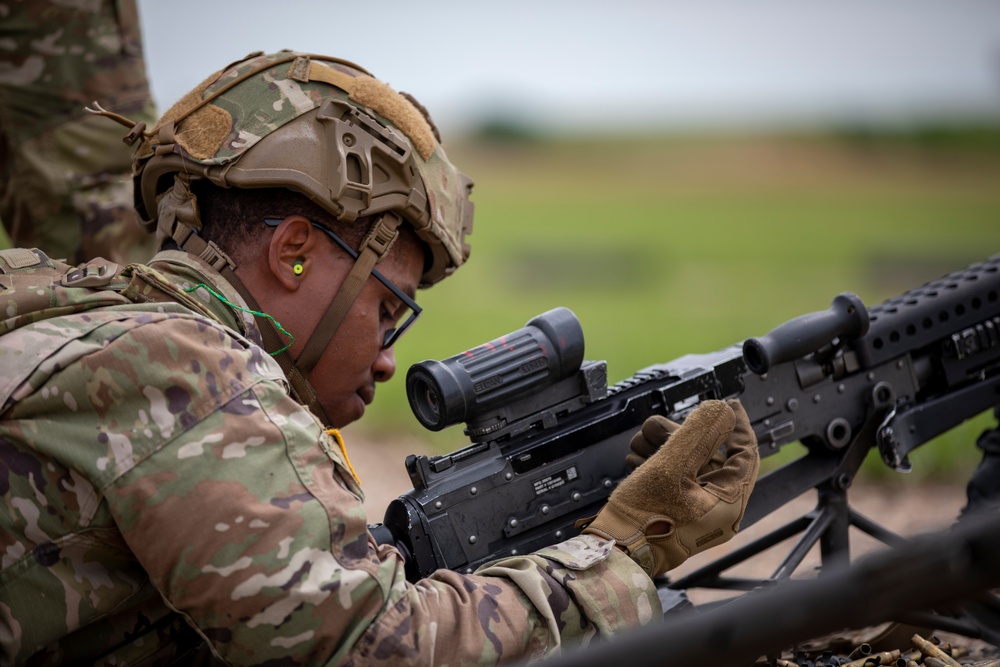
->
<box><xmin>133</xmin><ymin>50</ymin><xmax>473</xmax><ymax>285</ymax></box>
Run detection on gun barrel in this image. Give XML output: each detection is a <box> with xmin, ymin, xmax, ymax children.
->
<box><xmin>743</xmin><ymin>292</ymin><xmax>869</xmax><ymax>374</ymax></box>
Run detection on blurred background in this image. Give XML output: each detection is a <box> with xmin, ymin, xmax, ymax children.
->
<box><xmin>141</xmin><ymin>0</ymin><xmax>1000</xmax><ymax>480</ymax></box>
<box><xmin>31</xmin><ymin>1</ymin><xmax>1000</xmax><ymax>480</ymax></box>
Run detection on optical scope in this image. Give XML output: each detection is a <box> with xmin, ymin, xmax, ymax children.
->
<box><xmin>405</xmin><ymin>307</ymin><xmax>585</xmax><ymax>434</ymax></box>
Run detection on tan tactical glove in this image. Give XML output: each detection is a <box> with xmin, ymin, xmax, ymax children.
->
<box><xmin>582</xmin><ymin>399</ymin><xmax>759</xmax><ymax>578</ymax></box>
<box><xmin>626</xmin><ymin>414</ymin><xmax>725</xmax><ymax>472</ymax></box>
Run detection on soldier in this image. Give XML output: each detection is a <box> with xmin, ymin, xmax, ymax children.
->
<box><xmin>0</xmin><ymin>0</ymin><xmax>157</xmax><ymax>264</ymax></box>
<box><xmin>0</xmin><ymin>50</ymin><xmax>760</xmax><ymax>665</ymax></box>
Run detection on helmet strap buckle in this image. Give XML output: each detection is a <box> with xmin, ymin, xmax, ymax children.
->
<box><xmin>196</xmin><ymin>239</ymin><xmax>237</xmax><ymax>273</ymax></box>
<box><xmin>359</xmin><ymin>212</ymin><xmax>401</xmax><ymax>262</ymax></box>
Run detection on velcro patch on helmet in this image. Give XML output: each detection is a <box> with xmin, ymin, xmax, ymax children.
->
<box><xmin>348</xmin><ymin>76</ymin><xmax>436</xmax><ymax>161</ymax></box>
<box><xmin>305</xmin><ymin>61</ymin><xmax>436</xmax><ymax>160</ymax></box>
<box><xmin>177</xmin><ymin>104</ymin><xmax>233</xmax><ymax>159</ymax></box>
<box><xmin>155</xmin><ymin>68</ymin><xmax>225</xmax><ymax>137</ymax></box>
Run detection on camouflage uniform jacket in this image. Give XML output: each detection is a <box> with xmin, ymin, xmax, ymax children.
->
<box><xmin>0</xmin><ymin>248</ymin><xmax>662</xmax><ymax>666</ymax></box>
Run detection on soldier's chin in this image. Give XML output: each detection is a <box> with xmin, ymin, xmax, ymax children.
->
<box><xmin>331</xmin><ymin>393</ymin><xmax>367</xmax><ymax>428</ymax></box>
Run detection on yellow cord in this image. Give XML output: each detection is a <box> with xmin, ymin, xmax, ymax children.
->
<box><xmin>325</xmin><ymin>428</ymin><xmax>361</xmax><ymax>486</ymax></box>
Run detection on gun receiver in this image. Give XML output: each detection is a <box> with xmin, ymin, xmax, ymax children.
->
<box><xmin>372</xmin><ymin>255</ymin><xmax>1000</xmax><ymax>620</ymax></box>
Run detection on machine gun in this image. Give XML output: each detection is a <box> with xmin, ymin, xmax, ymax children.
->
<box><xmin>371</xmin><ymin>254</ymin><xmax>1000</xmax><ymax>630</ymax></box>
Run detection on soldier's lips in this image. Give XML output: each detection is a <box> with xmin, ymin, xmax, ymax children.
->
<box><xmin>357</xmin><ymin>386</ymin><xmax>375</xmax><ymax>406</ymax></box>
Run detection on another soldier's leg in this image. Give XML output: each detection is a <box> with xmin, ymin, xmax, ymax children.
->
<box><xmin>1</xmin><ymin>110</ymin><xmax>89</xmax><ymax>261</ymax></box>
<box><xmin>0</xmin><ymin>0</ymin><xmax>157</xmax><ymax>264</ymax></box>
<box><xmin>57</xmin><ymin>101</ymin><xmax>159</xmax><ymax>264</ymax></box>
<box><xmin>5</xmin><ymin>107</ymin><xmax>159</xmax><ymax>264</ymax></box>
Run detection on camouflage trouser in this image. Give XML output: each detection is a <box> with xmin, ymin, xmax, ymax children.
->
<box><xmin>0</xmin><ymin>0</ymin><xmax>158</xmax><ymax>264</ymax></box>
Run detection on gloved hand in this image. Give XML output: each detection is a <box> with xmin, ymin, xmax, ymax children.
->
<box><xmin>582</xmin><ymin>399</ymin><xmax>759</xmax><ymax>578</ymax></box>
<box><xmin>625</xmin><ymin>414</ymin><xmax>676</xmax><ymax>471</ymax></box>
<box><xmin>626</xmin><ymin>414</ymin><xmax>726</xmax><ymax>473</ymax></box>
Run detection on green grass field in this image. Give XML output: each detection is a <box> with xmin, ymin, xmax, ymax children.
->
<box><xmin>352</xmin><ymin>132</ymin><xmax>1000</xmax><ymax>482</ymax></box>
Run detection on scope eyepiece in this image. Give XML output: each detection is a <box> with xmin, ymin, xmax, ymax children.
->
<box><xmin>406</xmin><ymin>307</ymin><xmax>585</xmax><ymax>431</ymax></box>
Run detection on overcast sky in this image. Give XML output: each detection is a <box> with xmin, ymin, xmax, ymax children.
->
<box><xmin>137</xmin><ymin>0</ymin><xmax>1000</xmax><ymax>136</ymax></box>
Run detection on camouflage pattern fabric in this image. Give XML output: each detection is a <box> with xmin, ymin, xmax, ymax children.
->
<box><xmin>0</xmin><ymin>0</ymin><xmax>157</xmax><ymax>264</ymax></box>
<box><xmin>0</xmin><ymin>248</ymin><xmax>662</xmax><ymax>666</ymax></box>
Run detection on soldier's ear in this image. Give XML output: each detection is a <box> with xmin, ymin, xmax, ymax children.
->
<box><xmin>266</xmin><ymin>216</ymin><xmax>315</xmax><ymax>290</ymax></box>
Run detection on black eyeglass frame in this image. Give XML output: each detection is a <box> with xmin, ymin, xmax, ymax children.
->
<box><xmin>264</xmin><ymin>217</ymin><xmax>422</xmax><ymax>349</ymax></box>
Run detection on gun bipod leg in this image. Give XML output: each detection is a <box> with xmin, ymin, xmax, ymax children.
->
<box><xmin>770</xmin><ymin>481</ymin><xmax>903</xmax><ymax>580</ymax></box>
<box><xmin>668</xmin><ymin>514</ymin><xmax>816</xmax><ymax>591</ymax></box>
<box><xmin>846</xmin><ymin>507</ymin><xmax>907</xmax><ymax>546</ymax></box>
<box><xmin>668</xmin><ymin>482</ymin><xmax>903</xmax><ymax>593</ymax></box>
<box><xmin>817</xmin><ymin>481</ymin><xmax>851</xmax><ymax>570</ymax></box>
<box><xmin>770</xmin><ymin>504</ymin><xmax>837</xmax><ymax>580</ymax></box>
<box><xmin>795</xmin><ymin>470</ymin><xmax>906</xmax><ymax>575</ymax></box>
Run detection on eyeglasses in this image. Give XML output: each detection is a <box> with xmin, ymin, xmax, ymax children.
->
<box><xmin>264</xmin><ymin>218</ymin><xmax>422</xmax><ymax>349</ymax></box>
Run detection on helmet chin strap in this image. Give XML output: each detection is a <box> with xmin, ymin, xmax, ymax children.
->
<box><xmin>168</xmin><ymin>210</ymin><xmax>400</xmax><ymax>428</ymax></box>
<box><xmin>294</xmin><ymin>212</ymin><xmax>401</xmax><ymax>374</ymax></box>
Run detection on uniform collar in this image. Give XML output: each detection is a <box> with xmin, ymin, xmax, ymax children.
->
<box><xmin>147</xmin><ymin>249</ymin><xmax>265</xmax><ymax>349</ymax></box>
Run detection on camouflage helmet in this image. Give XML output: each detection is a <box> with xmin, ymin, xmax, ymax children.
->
<box><xmin>132</xmin><ymin>50</ymin><xmax>474</xmax><ymax>287</ymax></box>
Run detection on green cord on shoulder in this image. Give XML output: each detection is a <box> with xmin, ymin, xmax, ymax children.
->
<box><xmin>184</xmin><ymin>283</ymin><xmax>294</xmax><ymax>356</ymax></box>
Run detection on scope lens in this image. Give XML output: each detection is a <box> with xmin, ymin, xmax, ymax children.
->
<box><xmin>407</xmin><ymin>372</ymin><xmax>447</xmax><ymax>430</ymax></box>
<box><xmin>418</xmin><ymin>384</ymin><xmax>440</xmax><ymax>420</ymax></box>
